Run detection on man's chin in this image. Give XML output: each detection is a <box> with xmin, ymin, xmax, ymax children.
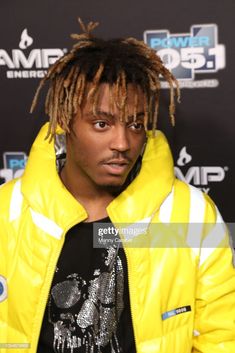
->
<box><xmin>97</xmin><ymin>178</ymin><xmax>127</xmax><ymax>195</ymax></box>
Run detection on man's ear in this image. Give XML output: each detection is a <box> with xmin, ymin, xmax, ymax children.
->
<box><xmin>58</xmin><ymin>105</ymin><xmax>82</xmax><ymax>133</ymax></box>
<box><xmin>57</xmin><ymin>114</ymin><xmax>68</xmax><ymax>132</ymax></box>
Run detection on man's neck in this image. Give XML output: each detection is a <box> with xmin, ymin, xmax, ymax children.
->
<box><xmin>60</xmin><ymin>166</ymin><xmax>115</xmax><ymax>222</ymax></box>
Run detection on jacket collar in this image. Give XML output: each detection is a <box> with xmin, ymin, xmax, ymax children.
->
<box><xmin>21</xmin><ymin>123</ymin><xmax>175</xmax><ymax>230</ymax></box>
<box><xmin>107</xmin><ymin>130</ymin><xmax>175</xmax><ymax>223</ymax></box>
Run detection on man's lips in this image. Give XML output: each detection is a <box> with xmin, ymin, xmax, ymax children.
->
<box><xmin>102</xmin><ymin>159</ymin><xmax>131</xmax><ymax>175</ymax></box>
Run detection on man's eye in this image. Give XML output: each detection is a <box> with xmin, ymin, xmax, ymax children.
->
<box><xmin>94</xmin><ymin>121</ymin><xmax>108</xmax><ymax>129</ymax></box>
<box><xmin>129</xmin><ymin>122</ymin><xmax>144</xmax><ymax>131</ymax></box>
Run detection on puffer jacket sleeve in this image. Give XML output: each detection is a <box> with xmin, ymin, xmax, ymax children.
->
<box><xmin>0</xmin><ymin>181</ymin><xmax>14</xmax><ymax>345</ymax></box>
<box><xmin>0</xmin><ymin>181</ymin><xmax>13</xmax><ymax>289</ymax></box>
<box><xmin>193</xmin><ymin>195</ymin><xmax>235</xmax><ymax>353</ymax></box>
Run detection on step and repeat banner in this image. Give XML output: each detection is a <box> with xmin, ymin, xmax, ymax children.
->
<box><xmin>0</xmin><ymin>0</ymin><xmax>234</xmax><ymax>221</ymax></box>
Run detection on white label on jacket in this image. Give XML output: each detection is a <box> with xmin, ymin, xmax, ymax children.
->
<box><xmin>0</xmin><ymin>275</ymin><xmax>7</xmax><ymax>302</ymax></box>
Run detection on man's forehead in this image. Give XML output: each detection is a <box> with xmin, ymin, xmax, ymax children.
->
<box><xmin>77</xmin><ymin>82</ymin><xmax>146</xmax><ymax>123</ymax></box>
<box><xmin>83</xmin><ymin>83</ymin><xmax>145</xmax><ymax>108</ymax></box>
<box><xmin>84</xmin><ymin>82</ymin><xmax>144</xmax><ymax>101</ymax></box>
<box><xmin>100</xmin><ymin>82</ymin><xmax>144</xmax><ymax>96</ymax></box>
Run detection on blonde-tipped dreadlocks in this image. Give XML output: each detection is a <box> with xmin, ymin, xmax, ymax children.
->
<box><xmin>30</xmin><ymin>18</ymin><xmax>180</xmax><ymax>141</ymax></box>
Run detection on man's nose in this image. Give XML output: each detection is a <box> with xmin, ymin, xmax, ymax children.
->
<box><xmin>110</xmin><ymin>125</ymin><xmax>130</xmax><ymax>152</ymax></box>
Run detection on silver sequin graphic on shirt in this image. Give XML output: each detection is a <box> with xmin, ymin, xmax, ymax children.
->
<box><xmin>48</xmin><ymin>246</ymin><xmax>124</xmax><ymax>353</ymax></box>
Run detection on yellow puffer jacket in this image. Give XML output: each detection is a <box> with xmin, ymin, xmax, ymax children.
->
<box><xmin>0</xmin><ymin>123</ymin><xmax>235</xmax><ymax>353</ymax></box>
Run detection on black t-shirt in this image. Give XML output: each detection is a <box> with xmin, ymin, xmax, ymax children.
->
<box><xmin>37</xmin><ymin>217</ymin><xmax>136</xmax><ymax>353</ymax></box>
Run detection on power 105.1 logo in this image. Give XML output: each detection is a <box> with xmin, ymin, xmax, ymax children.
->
<box><xmin>144</xmin><ymin>24</ymin><xmax>225</xmax><ymax>85</ymax></box>
<box><xmin>0</xmin><ymin>152</ymin><xmax>27</xmax><ymax>184</ymax></box>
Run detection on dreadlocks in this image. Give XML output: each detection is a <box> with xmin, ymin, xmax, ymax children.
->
<box><xmin>30</xmin><ymin>18</ymin><xmax>180</xmax><ymax>141</ymax></box>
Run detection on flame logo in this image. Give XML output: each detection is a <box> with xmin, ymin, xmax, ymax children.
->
<box><xmin>177</xmin><ymin>146</ymin><xmax>192</xmax><ymax>166</ymax></box>
<box><xmin>19</xmin><ymin>29</ymin><xmax>33</xmax><ymax>50</ymax></box>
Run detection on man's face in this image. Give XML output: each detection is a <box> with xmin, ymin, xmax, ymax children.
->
<box><xmin>65</xmin><ymin>83</ymin><xmax>146</xmax><ymax>191</ymax></box>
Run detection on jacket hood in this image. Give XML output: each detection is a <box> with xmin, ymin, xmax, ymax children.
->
<box><xmin>21</xmin><ymin>123</ymin><xmax>175</xmax><ymax>229</ymax></box>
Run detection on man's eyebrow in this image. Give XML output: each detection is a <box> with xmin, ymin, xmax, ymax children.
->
<box><xmin>84</xmin><ymin>110</ymin><xmax>114</xmax><ymax>119</ymax></box>
<box><xmin>127</xmin><ymin>112</ymin><xmax>145</xmax><ymax>121</ymax></box>
<box><xmin>89</xmin><ymin>110</ymin><xmax>145</xmax><ymax>120</ymax></box>
<box><xmin>96</xmin><ymin>110</ymin><xmax>115</xmax><ymax>118</ymax></box>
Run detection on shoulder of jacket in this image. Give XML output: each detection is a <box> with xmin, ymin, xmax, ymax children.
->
<box><xmin>173</xmin><ymin>179</ymin><xmax>218</xmax><ymax>223</ymax></box>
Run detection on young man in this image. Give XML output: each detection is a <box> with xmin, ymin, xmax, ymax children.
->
<box><xmin>0</xmin><ymin>19</ymin><xmax>235</xmax><ymax>353</ymax></box>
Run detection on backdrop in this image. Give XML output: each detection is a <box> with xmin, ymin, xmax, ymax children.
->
<box><xmin>0</xmin><ymin>0</ymin><xmax>234</xmax><ymax>221</ymax></box>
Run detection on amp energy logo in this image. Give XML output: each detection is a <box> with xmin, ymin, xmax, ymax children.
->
<box><xmin>19</xmin><ymin>29</ymin><xmax>33</xmax><ymax>49</ymax></box>
<box><xmin>0</xmin><ymin>28</ymin><xmax>66</xmax><ymax>79</ymax></box>
<box><xmin>0</xmin><ymin>152</ymin><xmax>27</xmax><ymax>184</ymax></box>
<box><xmin>174</xmin><ymin>146</ymin><xmax>228</xmax><ymax>194</ymax></box>
<box><xmin>144</xmin><ymin>24</ymin><xmax>225</xmax><ymax>88</ymax></box>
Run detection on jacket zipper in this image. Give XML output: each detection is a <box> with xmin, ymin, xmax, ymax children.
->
<box><xmin>123</xmin><ymin>245</ymin><xmax>138</xmax><ymax>352</ymax></box>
